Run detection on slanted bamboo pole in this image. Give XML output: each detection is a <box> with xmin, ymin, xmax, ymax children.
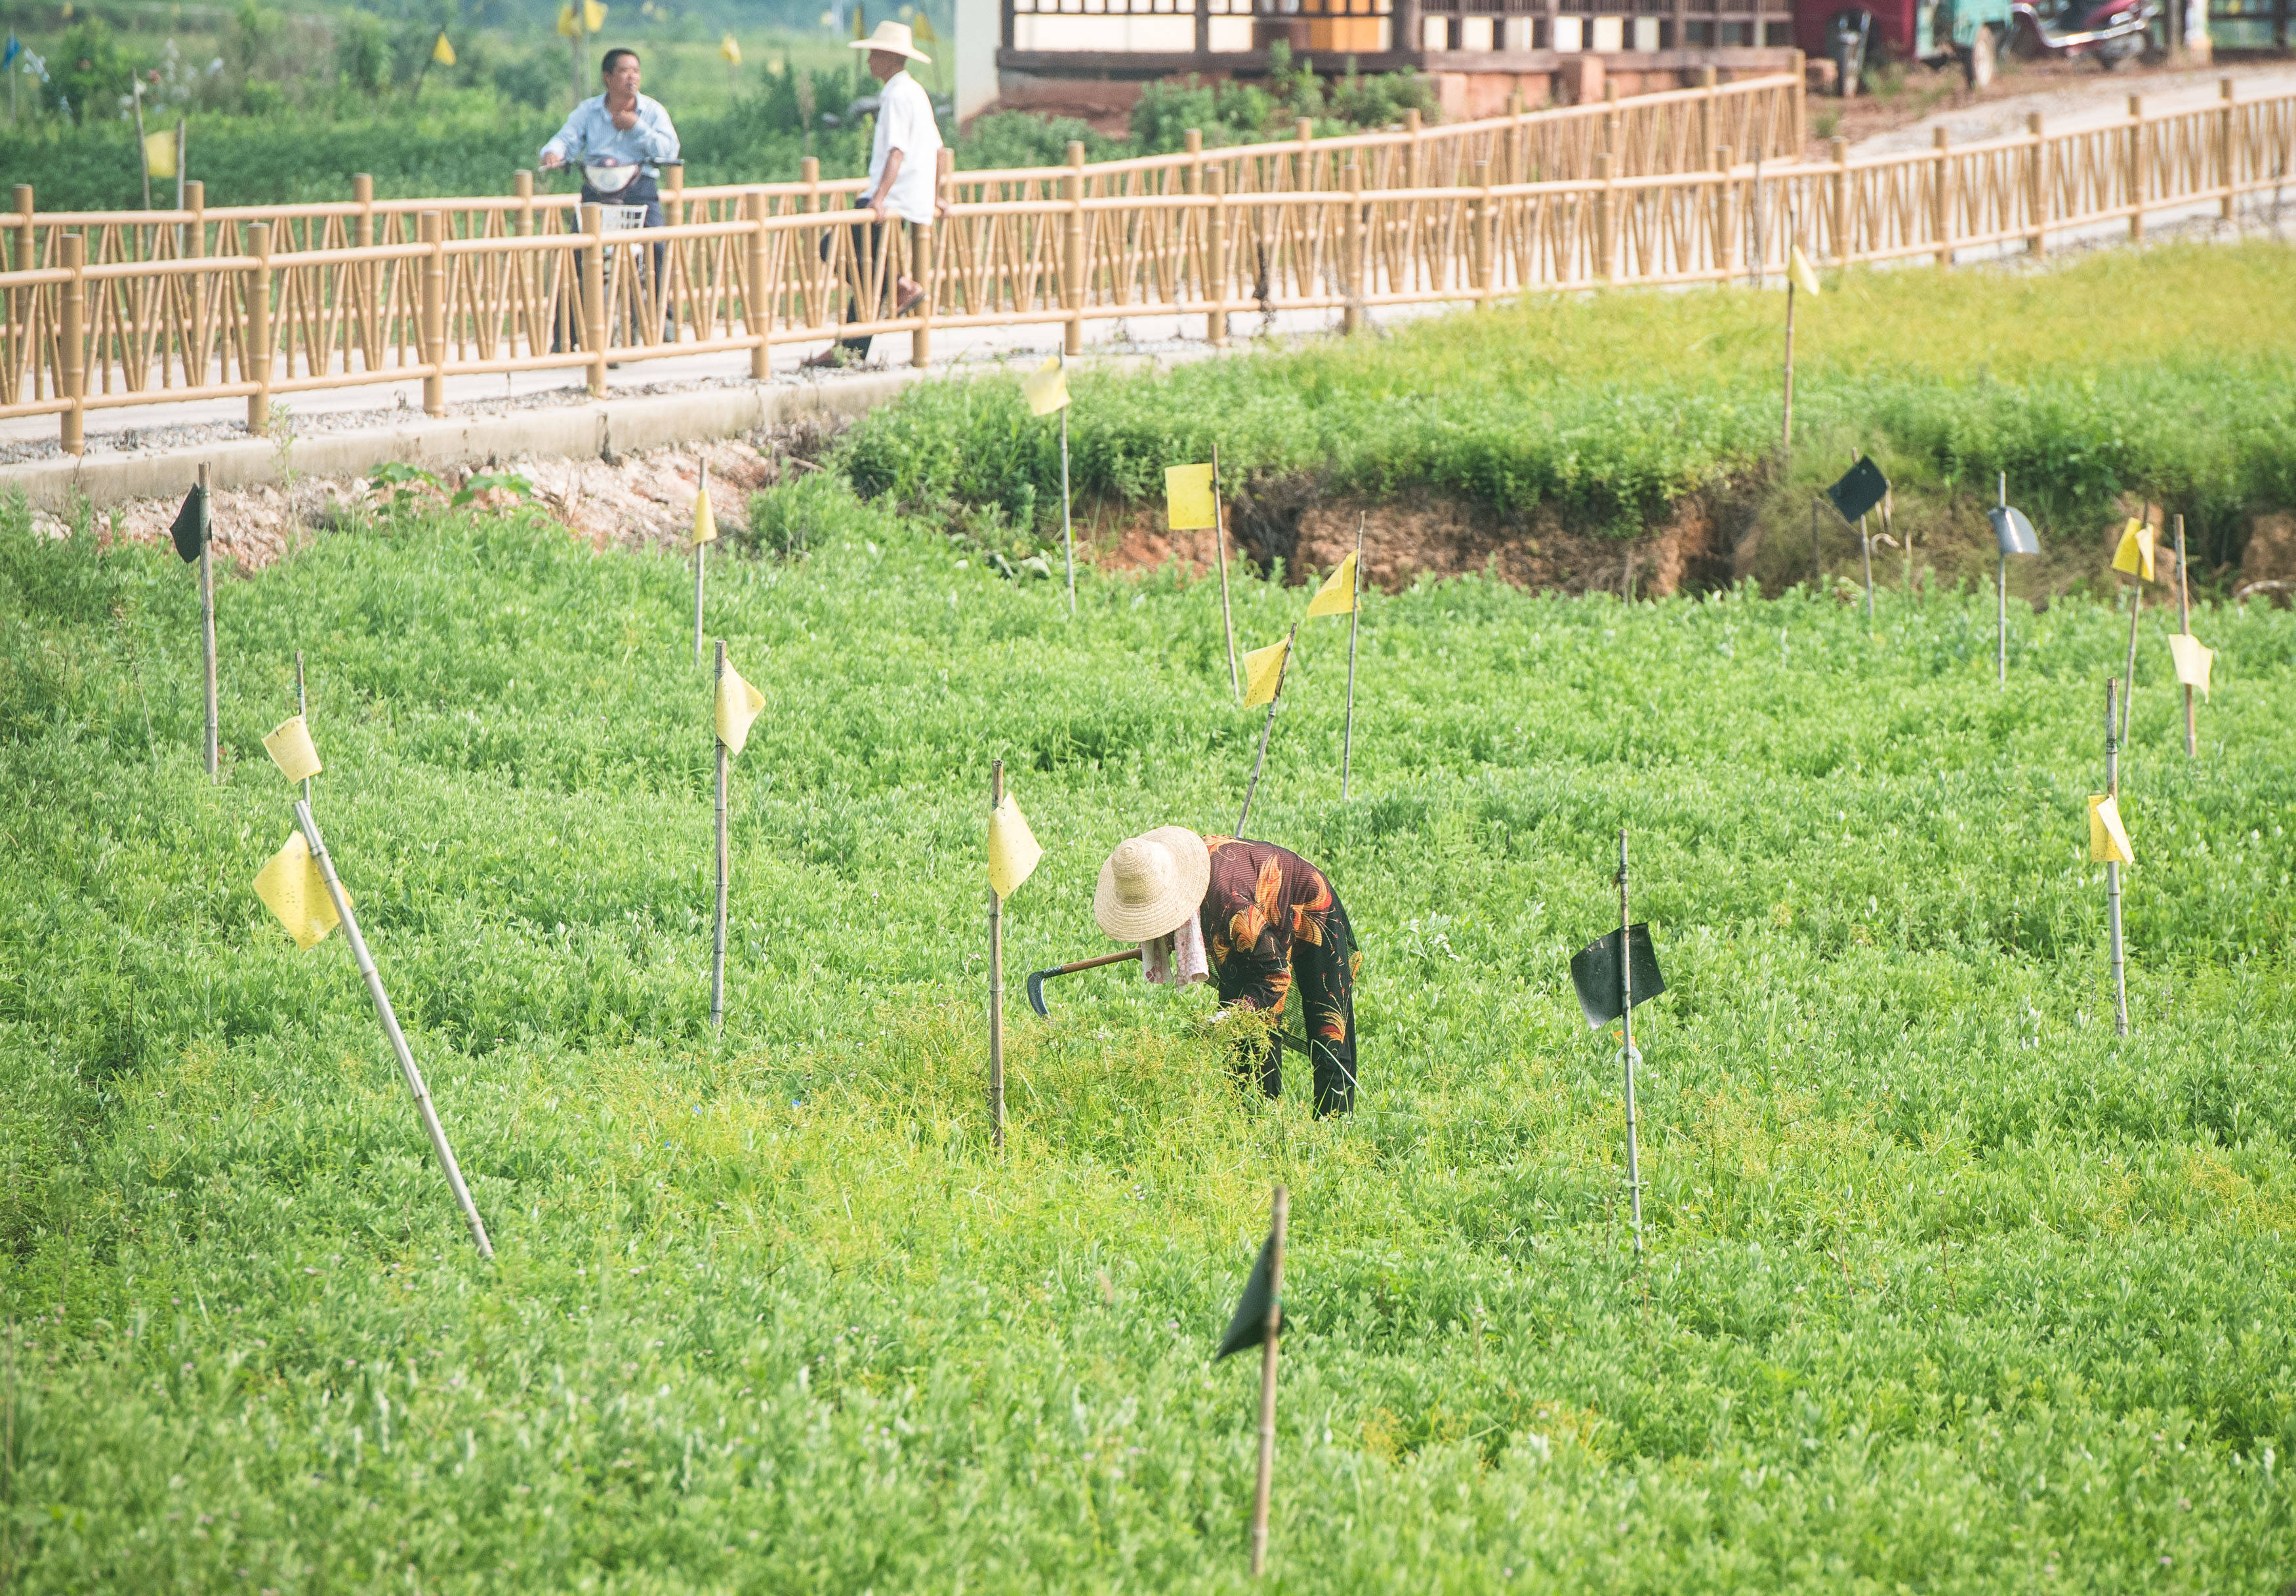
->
<box><xmin>1247</xmin><ymin>1183</ymin><xmax>1288</xmax><ymax>1578</ymax></box>
<box><xmin>693</xmin><ymin>460</ymin><xmax>709</xmax><ymax>665</ymax></box>
<box><xmin>988</xmin><ymin>758</ymin><xmax>1006</xmax><ymax>1153</ymax></box>
<box><xmin>1342</xmin><ymin>515</ymin><xmax>1363</xmax><ymax>800</ymax></box>
<box><xmin>2104</xmin><ymin>681</ymin><xmax>2127</xmax><ymax>1037</ymax></box>
<box><xmin>199</xmin><ymin>462</ymin><xmax>216</xmax><ymax>780</ymax></box>
<box><xmin>1618</xmin><ymin>828</ymin><xmax>1644</xmax><ymax>1256</ymax></box>
<box><xmin>1236</xmin><ymin>623</ymin><xmax>1298</xmax><ymax>836</ymax></box>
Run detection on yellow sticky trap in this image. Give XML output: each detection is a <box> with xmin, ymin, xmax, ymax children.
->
<box><xmin>987</xmin><ymin>792</ymin><xmax>1042</xmax><ymax>900</ymax></box>
<box><xmin>1241</xmin><ymin>635</ymin><xmax>1290</xmax><ymax>708</ymax></box>
<box><xmin>718</xmin><ymin>31</ymin><xmax>742</xmax><ymax>62</ymax></box>
<box><xmin>262</xmin><ymin>715</ymin><xmax>323</xmax><ymax>785</ymax></box>
<box><xmin>1022</xmin><ymin>356</ymin><xmax>1069</xmax><ymax>417</ymax></box>
<box><xmin>692</xmin><ymin>485</ymin><xmax>717</xmax><ymax>546</ymax></box>
<box><xmin>1789</xmin><ymin>245</ymin><xmax>1822</xmax><ymax>297</ymax></box>
<box><xmin>1166</xmin><ymin>464</ymin><xmax>1217</xmax><ymax>531</ymax></box>
<box><xmin>144</xmin><ymin>130</ymin><xmax>177</xmax><ymax>180</ymax></box>
<box><xmin>716</xmin><ymin>659</ymin><xmax>767</xmax><ymax>756</ymax></box>
<box><xmin>1303</xmin><ymin>552</ymin><xmax>1357</xmax><ymax>619</ymax></box>
<box><xmin>2169</xmin><ymin>632</ymin><xmax>2213</xmax><ymax>697</ymax></box>
<box><xmin>253</xmin><ymin>830</ymin><xmax>339</xmax><ymax>950</ymax></box>
<box><xmin>2089</xmin><ymin>794</ymin><xmax>2135</xmax><ymax>865</ymax></box>
<box><xmin>431</xmin><ymin>31</ymin><xmax>455</xmax><ymax>64</ymax></box>
<box><xmin>2111</xmin><ymin>519</ymin><xmax>2155</xmax><ymax>581</ymax></box>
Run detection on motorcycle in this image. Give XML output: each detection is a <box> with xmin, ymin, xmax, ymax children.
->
<box><xmin>2011</xmin><ymin>0</ymin><xmax>2159</xmax><ymax>66</ymax></box>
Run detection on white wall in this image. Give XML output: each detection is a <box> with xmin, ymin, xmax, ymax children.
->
<box><xmin>955</xmin><ymin>0</ymin><xmax>1000</xmax><ymax>120</ymax></box>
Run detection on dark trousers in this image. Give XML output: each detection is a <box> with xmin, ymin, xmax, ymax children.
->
<box><xmin>560</xmin><ymin>176</ymin><xmax>665</xmax><ymax>352</ymax></box>
<box><xmin>820</xmin><ymin>217</ymin><xmax>910</xmax><ymax>361</ymax></box>
<box><xmin>1228</xmin><ymin>893</ymin><xmax>1361</xmax><ymax>1117</ymax></box>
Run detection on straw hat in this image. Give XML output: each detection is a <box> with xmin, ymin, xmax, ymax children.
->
<box><xmin>850</xmin><ymin>19</ymin><xmax>931</xmax><ymax>62</ymax></box>
<box><xmin>1094</xmin><ymin>827</ymin><xmax>1209</xmax><ymax>942</ymax></box>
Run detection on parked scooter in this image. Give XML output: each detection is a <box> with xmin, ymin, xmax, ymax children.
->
<box><xmin>2011</xmin><ymin>0</ymin><xmax>2159</xmax><ymax>66</ymax></box>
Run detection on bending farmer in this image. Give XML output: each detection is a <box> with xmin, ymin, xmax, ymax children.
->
<box><xmin>1094</xmin><ymin>829</ymin><xmax>1361</xmax><ymax>1116</ymax></box>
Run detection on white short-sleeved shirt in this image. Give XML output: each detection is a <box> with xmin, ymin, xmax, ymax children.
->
<box><xmin>867</xmin><ymin>70</ymin><xmax>943</xmax><ymax>225</ymax></box>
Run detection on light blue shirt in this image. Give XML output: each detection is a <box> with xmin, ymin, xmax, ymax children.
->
<box><xmin>541</xmin><ymin>93</ymin><xmax>680</xmax><ymax>173</ymax></box>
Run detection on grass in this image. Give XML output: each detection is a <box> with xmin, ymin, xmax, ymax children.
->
<box><xmin>1</xmin><ymin>464</ymin><xmax>2293</xmax><ymax>1589</ymax></box>
<box><xmin>842</xmin><ymin>241</ymin><xmax>2296</xmax><ymax>569</ymax></box>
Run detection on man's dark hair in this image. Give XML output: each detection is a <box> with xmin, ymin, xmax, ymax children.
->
<box><xmin>600</xmin><ymin>47</ymin><xmax>639</xmax><ymax>76</ymax></box>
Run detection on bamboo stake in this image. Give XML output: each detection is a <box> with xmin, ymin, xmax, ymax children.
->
<box><xmin>1809</xmin><ymin>495</ymin><xmax>1820</xmax><ymax>590</ymax></box>
<box><xmin>199</xmin><ymin>463</ymin><xmax>217</xmax><ymax>781</ymax></box>
<box><xmin>1855</xmin><ymin>448</ymin><xmax>1873</xmax><ymax>624</ymax></box>
<box><xmin>2120</xmin><ymin>572</ymin><xmax>2141</xmax><ymax>749</ymax></box>
<box><xmin>1341</xmin><ymin>515</ymin><xmax>1363</xmax><ymax>800</ymax></box>
<box><xmin>1235</xmin><ymin>623</ymin><xmax>1298</xmax><ymax>836</ymax></box>
<box><xmin>2104</xmin><ymin>680</ymin><xmax>2127</xmax><ymax>1038</ymax></box>
<box><xmin>294</xmin><ymin>649</ymin><xmax>309</xmax><ymax>808</ymax></box>
<box><xmin>1248</xmin><ymin>1183</ymin><xmax>1288</xmax><ymax>1578</ymax></box>
<box><xmin>693</xmin><ymin>460</ymin><xmax>708</xmax><ymax>666</ymax></box>
<box><xmin>1617</xmin><ymin>827</ymin><xmax>1644</xmax><ymax>1257</ymax></box>
<box><xmin>2175</xmin><ymin>514</ymin><xmax>2195</xmax><ymax>758</ymax></box>
<box><xmin>1996</xmin><ymin>471</ymin><xmax>2009</xmax><ymax>687</ymax></box>
<box><xmin>711</xmin><ymin>640</ymin><xmax>728</xmax><ymax>1033</ymax></box>
<box><xmin>989</xmin><ymin>758</ymin><xmax>1006</xmax><ymax>1153</ymax></box>
<box><xmin>1212</xmin><ymin>442</ymin><xmax>1240</xmax><ymax>702</ymax></box>
<box><xmin>1060</xmin><ymin>401</ymin><xmax>1076</xmax><ymax>618</ymax></box>
<box><xmin>1780</xmin><ymin>268</ymin><xmax>1797</xmax><ymax>457</ymax></box>
<box><xmin>295</xmin><ymin>798</ymin><xmax>494</xmax><ymax>1259</ymax></box>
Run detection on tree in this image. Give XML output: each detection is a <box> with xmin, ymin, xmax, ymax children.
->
<box><xmin>335</xmin><ymin>12</ymin><xmax>392</xmax><ymax>98</ymax></box>
<box><xmin>45</xmin><ymin>18</ymin><xmax>129</xmax><ymax>125</ymax></box>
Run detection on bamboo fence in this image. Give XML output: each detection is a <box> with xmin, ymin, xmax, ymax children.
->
<box><xmin>4</xmin><ymin>73</ymin><xmax>2289</xmax><ymax>455</ymax></box>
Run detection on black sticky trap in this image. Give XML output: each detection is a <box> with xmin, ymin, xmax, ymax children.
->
<box><xmin>1826</xmin><ymin>457</ymin><xmax>1890</xmax><ymax>525</ymax></box>
<box><xmin>1215</xmin><ymin>1228</ymin><xmax>1285</xmax><ymax>1360</ymax></box>
<box><xmin>169</xmin><ymin>484</ymin><xmax>208</xmax><ymax>563</ymax></box>
<box><xmin>1987</xmin><ymin>505</ymin><xmax>2040</xmax><ymax>556</ymax></box>
<box><xmin>1569</xmin><ymin>923</ymin><xmax>1666</xmax><ymax>1028</ymax></box>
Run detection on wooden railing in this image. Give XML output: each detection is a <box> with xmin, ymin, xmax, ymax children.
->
<box><xmin>5</xmin><ymin>77</ymin><xmax>2289</xmax><ymax>456</ymax></box>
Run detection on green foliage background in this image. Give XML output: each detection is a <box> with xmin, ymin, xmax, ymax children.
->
<box><xmin>1</xmin><ymin>455</ymin><xmax>2293</xmax><ymax>1586</ymax></box>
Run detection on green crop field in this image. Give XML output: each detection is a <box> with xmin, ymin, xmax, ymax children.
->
<box><xmin>3</xmin><ymin>438</ymin><xmax>2293</xmax><ymax>1589</ymax></box>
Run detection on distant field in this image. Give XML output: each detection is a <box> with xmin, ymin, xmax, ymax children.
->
<box><xmin>2</xmin><ymin>465</ymin><xmax>2292</xmax><ymax>1587</ymax></box>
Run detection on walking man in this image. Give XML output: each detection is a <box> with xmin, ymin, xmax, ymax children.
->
<box><xmin>1094</xmin><ymin>828</ymin><xmax>1363</xmax><ymax>1116</ymax></box>
<box><xmin>803</xmin><ymin>20</ymin><xmax>943</xmax><ymax>369</ymax></box>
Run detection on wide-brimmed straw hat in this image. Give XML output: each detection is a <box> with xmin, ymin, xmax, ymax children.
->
<box><xmin>850</xmin><ymin>19</ymin><xmax>931</xmax><ymax>61</ymax></box>
<box><xmin>1094</xmin><ymin>827</ymin><xmax>1209</xmax><ymax>942</ymax></box>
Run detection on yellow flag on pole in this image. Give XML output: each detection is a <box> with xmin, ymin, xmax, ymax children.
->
<box><xmin>1166</xmin><ymin>463</ymin><xmax>1217</xmax><ymax>531</ymax></box>
<box><xmin>2111</xmin><ymin>519</ymin><xmax>2155</xmax><ymax>581</ymax></box>
<box><xmin>144</xmin><ymin>129</ymin><xmax>177</xmax><ymax>180</ymax></box>
<box><xmin>254</xmin><ymin>830</ymin><xmax>340</xmax><ymax>950</ymax></box>
<box><xmin>1022</xmin><ymin>355</ymin><xmax>1069</xmax><ymax>417</ymax></box>
<box><xmin>2088</xmin><ymin>794</ymin><xmax>2135</xmax><ymax>865</ymax></box>
<box><xmin>432</xmin><ymin>31</ymin><xmax>455</xmax><ymax>64</ymax></box>
<box><xmin>852</xmin><ymin>5</ymin><xmax>867</xmax><ymax>39</ymax></box>
<box><xmin>719</xmin><ymin>32</ymin><xmax>743</xmax><ymax>62</ymax></box>
<box><xmin>1241</xmin><ymin>634</ymin><xmax>1290</xmax><ymax>708</ymax></box>
<box><xmin>912</xmin><ymin>10</ymin><xmax>938</xmax><ymax>41</ymax></box>
<box><xmin>716</xmin><ymin>658</ymin><xmax>766</xmax><ymax>756</ymax></box>
<box><xmin>2169</xmin><ymin>632</ymin><xmax>2213</xmax><ymax>697</ymax></box>
<box><xmin>262</xmin><ymin>715</ymin><xmax>323</xmax><ymax>785</ymax></box>
<box><xmin>1789</xmin><ymin>245</ymin><xmax>1822</xmax><ymax>297</ymax></box>
<box><xmin>558</xmin><ymin>3</ymin><xmax>579</xmax><ymax>34</ymax></box>
<box><xmin>1303</xmin><ymin>552</ymin><xmax>1357</xmax><ymax>619</ymax></box>
<box><xmin>987</xmin><ymin>792</ymin><xmax>1042</xmax><ymax>899</ymax></box>
<box><xmin>692</xmin><ymin>484</ymin><xmax>718</xmax><ymax>546</ymax></box>
<box><xmin>585</xmin><ymin>0</ymin><xmax>608</xmax><ymax>31</ymax></box>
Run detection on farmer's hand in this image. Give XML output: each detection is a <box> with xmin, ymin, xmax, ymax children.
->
<box><xmin>611</xmin><ymin>104</ymin><xmax>640</xmax><ymax>131</ymax></box>
<box><xmin>540</xmin><ymin>151</ymin><xmax>566</xmax><ymax>170</ymax></box>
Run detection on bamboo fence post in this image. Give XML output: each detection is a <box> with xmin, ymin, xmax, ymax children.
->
<box><xmin>1831</xmin><ymin>136</ymin><xmax>1851</xmax><ymax>267</ymax></box>
<box><xmin>988</xmin><ymin>758</ymin><xmax>1006</xmax><ymax>1153</ymax></box>
<box><xmin>712</xmin><ymin>641</ymin><xmax>729</xmax><ymax>1033</ymax></box>
<box><xmin>184</xmin><ymin>180</ymin><xmax>205</xmax><ymax>381</ymax></box>
<box><xmin>1617</xmin><ymin>828</ymin><xmax>1644</xmax><ymax>1255</ymax></box>
<box><xmin>582</xmin><ymin>202</ymin><xmax>608</xmax><ymax>396</ymax></box>
<box><xmin>1700</xmin><ymin>66</ymin><xmax>1718</xmax><ymax>167</ymax></box>
<box><xmin>1342</xmin><ymin>515</ymin><xmax>1363</xmax><ymax>800</ymax></box>
<box><xmin>352</xmin><ymin>174</ymin><xmax>375</xmax><ymax>369</ymax></box>
<box><xmin>295</xmin><ymin>798</ymin><xmax>495</xmax><ymax>1259</ymax></box>
<box><xmin>58</xmin><ymin>232</ymin><xmax>85</xmax><ymax>456</ymax></box>
<box><xmin>13</xmin><ymin>187</ymin><xmax>33</xmax><ymax>392</ymax></box>
<box><xmin>199</xmin><ymin>461</ymin><xmax>216</xmax><ymax>780</ymax></box>
<box><xmin>1474</xmin><ymin>159</ymin><xmax>1497</xmax><ymax>306</ymax></box>
<box><xmin>1780</xmin><ymin>256</ymin><xmax>1797</xmax><ymax>455</ymax></box>
<box><xmin>912</xmin><ymin>150</ymin><xmax>949</xmax><ymax>370</ymax></box>
<box><xmin>2175</xmin><ymin>516</ymin><xmax>2195</xmax><ymax>758</ymax></box>
<box><xmin>2027</xmin><ymin>113</ymin><xmax>2048</xmax><ymax>257</ymax></box>
<box><xmin>747</xmin><ymin>190</ymin><xmax>772</xmax><ymax>379</ymax></box>
<box><xmin>2104</xmin><ymin>682</ymin><xmax>2128</xmax><ymax>1037</ymax></box>
<box><xmin>1247</xmin><ymin>1183</ymin><xmax>1288</xmax><ymax>1578</ymax></box>
<box><xmin>1235</xmin><ymin>622</ymin><xmax>1298</xmax><ymax>836</ymax></box>
<box><xmin>1212</xmin><ymin>441</ymin><xmax>1241</xmax><ymax>701</ymax></box>
<box><xmin>420</xmin><ymin>211</ymin><xmax>446</xmax><ymax>417</ymax></box>
<box><xmin>1933</xmin><ymin>127</ymin><xmax>1954</xmax><ymax>268</ymax></box>
<box><xmin>1716</xmin><ymin>145</ymin><xmax>1737</xmax><ymax>277</ymax></box>
<box><xmin>1063</xmin><ymin>142</ymin><xmax>1086</xmax><ymax>358</ymax></box>
<box><xmin>1342</xmin><ymin>163</ymin><xmax>1363</xmax><ymax>336</ymax></box>
<box><xmin>694</xmin><ymin>460</ymin><xmax>709</xmax><ymax>665</ymax></box>
<box><xmin>1206</xmin><ymin>166</ymin><xmax>1230</xmax><ymax>346</ymax></box>
<box><xmin>243</xmin><ymin>221</ymin><xmax>273</xmax><ymax>436</ymax></box>
<box><xmin>2220</xmin><ymin>78</ymin><xmax>2237</xmax><ymax>221</ymax></box>
<box><xmin>1594</xmin><ymin>152</ymin><xmax>1616</xmax><ymax>284</ymax></box>
<box><xmin>2127</xmin><ymin>97</ymin><xmax>2146</xmax><ymax>241</ymax></box>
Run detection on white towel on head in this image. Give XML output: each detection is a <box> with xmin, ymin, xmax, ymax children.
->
<box><xmin>1141</xmin><ymin>910</ymin><xmax>1210</xmax><ymax>988</ymax></box>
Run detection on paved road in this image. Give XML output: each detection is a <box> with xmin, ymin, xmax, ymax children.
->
<box><xmin>1851</xmin><ymin>60</ymin><xmax>2296</xmax><ymax>153</ymax></box>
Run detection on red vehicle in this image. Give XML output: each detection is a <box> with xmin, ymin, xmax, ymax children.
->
<box><xmin>1795</xmin><ymin>0</ymin><xmax>2015</xmax><ymax>93</ymax></box>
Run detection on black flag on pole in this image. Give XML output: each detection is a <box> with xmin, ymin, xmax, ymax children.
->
<box><xmin>1569</xmin><ymin>924</ymin><xmax>1665</xmax><ymax>1028</ymax></box>
<box><xmin>1986</xmin><ymin>504</ymin><xmax>2040</xmax><ymax>556</ymax></box>
<box><xmin>169</xmin><ymin>483</ymin><xmax>209</xmax><ymax>563</ymax></box>
<box><xmin>1825</xmin><ymin>457</ymin><xmax>1889</xmax><ymax>525</ymax></box>
<box><xmin>1216</xmin><ymin>1226</ymin><xmax>1284</xmax><ymax>1359</ymax></box>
